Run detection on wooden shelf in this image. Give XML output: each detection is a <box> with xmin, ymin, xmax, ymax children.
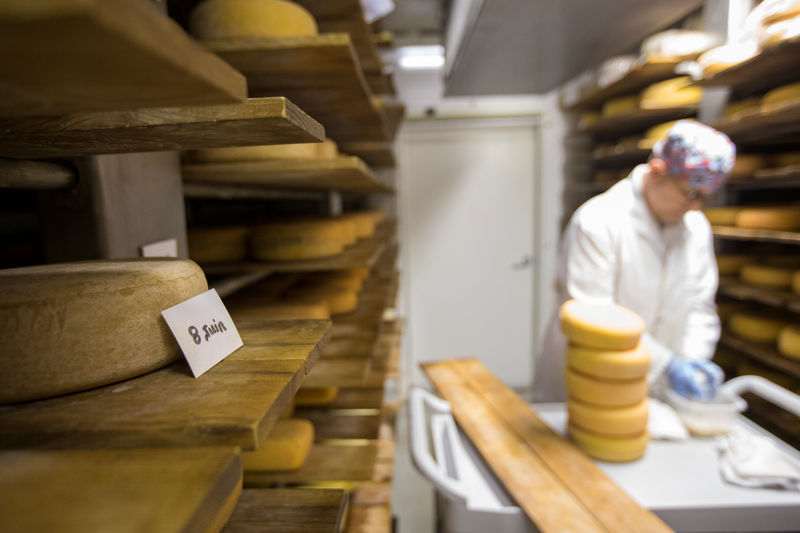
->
<box><xmin>182</xmin><ymin>156</ymin><xmax>393</xmax><ymax>193</ymax></box>
<box><xmin>0</xmin><ymin>97</ymin><xmax>325</xmax><ymax>159</ymax></box>
<box><xmin>340</xmin><ymin>141</ymin><xmax>396</xmax><ymax>168</ymax></box>
<box><xmin>0</xmin><ymin>319</ymin><xmax>331</xmax><ymax>451</ymax></box>
<box><xmin>375</xmin><ymin>98</ymin><xmax>405</xmax><ymax>140</ymax></box>
<box><xmin>204</xmin><ymin>34</ymin><xmax>389</xmax><ymax>143</ymax></box>
<box><xmin>328</xmin><ymin>388</ymin><xmax>385</xmax><ymax>409</ymax></box>
<box><xmin>296</xmin><ymin>408</ymin><xmax>381</xmax><ymax>439</ymax></box>
<box><xmin>222</xmin><ymin>488</ymin><xmax>348</xmax><ymax>533</ymax></box>
<box><xmin>1</xmin><ymin>448</ymin><xmax>242</xmax><ymax>533</ymax></box>
<box><xmin>0</xmin><ymin>158</ymin><xmax>77</xmax><ymax>190</ymax></box>
<box><xmin>699</xmin><ymin>37</ymin><xmax>800</xmax><ymax>97</ymax></box>
<box><xmin>0</xmin><ymin>0</ymin><xmax>246</xmax><ymax>118</ymax></box>
<box><xmin>719</xmin><ymin>333</ymin><xmax>800</xmax><ymax>380</ymax></box>
<box><xmin>184</xmin><ymin>183</ymin><xmax>326</xmax><ymax>201</ymax></box>
<box><xmin>718</xmin><ymin>276</ymin><xmax>800</xmax><ymax>314</ymax></box>
<box><xmin>725</xmin><ymin>167</ymin><xmax>800</xmax><ymax>189</ymax></box>
<box><xmin>712</xmin><ymin>225</ymin><xmax>800</xmax><ymax>245</ymax></box>
<box><xmin>561</xmin><ymin>60</ymin><xmax>682</xmax><ymax>112</ymax></box>
<box><xmin>366</xmin><ymin>71</ymin><xmax>397</xmax><ymax>96</ymax></box>
<box><xmin>243</xmin><ymin>440</ymin><xmax>378</xmax><ymax>485</ymax></box>
<box><xmin>304</xmin><ymin>357</ymin><xmax>372</xmax><ymax>388</ymax></box>
<box><xmin>581</xmin><ymin>106</ymin><xmax>698</xmax><ymax>139</ymax></box>
<box><xmin>211</xmin><ymin>271</ymin><xmax>273</xmax><ymax>299</ymax></box>
<box><xmin>714</xmin><ymin>99</ymin><xmax>800</xmax><ymax>145</ymax></box>
<box><xmin>592</xmin><ymin>145</ymin><xmax>650</xmax><ymax>166</ymax></box>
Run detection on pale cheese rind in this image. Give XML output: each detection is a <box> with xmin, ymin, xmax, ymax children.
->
<box><xmin>568</xmin><ymin>422</ymin><xmax>649</xmax><ymax>462</ymax></box>
<box><xmin>559</xmin><ymin>299</ymin><xmax>645</xmax><ymax>350</ymax></box>
<box><xmin>564</xmin><ymin>368</ymin><xmax>648</xmax><ymax>407</ymax></box>
<box><xmin>566</xmin><ymin>343</ymin><xmax>650</xmax><ymax>380</ymax></box>
<box><xmin>567</xmin><ymin>397</ymin><xmax>649</xmax><ymax>436</ymax></box>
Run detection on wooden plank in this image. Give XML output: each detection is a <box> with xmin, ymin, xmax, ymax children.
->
<box><xmin>0</xmin><ymin>447</ymin><xmax>242</xmax><ymax>533</ymax></box>
<box><xmin>712</xmin><ymin>225</ymin><xmax>800</xmax><ymax>245</ymax></box>
<box><xmin>451</xmin><ymin>358</ymin><xmax>675</xmax><ymax>533</ymax></box>
<box><xmin>184</xmin><ymin>183</ymin><xmax>326</xmax><ymax>201</ymax></box>
<box><xmin>205</xmin><ymin>34</ymin><xmax>388</xmax><ymax>143</ymax></box>
<box><xmin>365</xmin><ymin>71</ymin><xmax>396</xmax><ymax>96</ymax></box>
<box><xmin>295</xmin><ymin>408</ymin><xmax>381</xmax><ymax>439</ymax></box>
<box><xmin>346</xmin><ymin>504</ymin><xmax>392</xmax><ymax>533</ymax></box>
<box><xmin>182</xmin><ymin>156</ymin><xmax>393</xmax><ymax>193</ymax></box>
<box><xmin>0</xmin><ymin>158</ymin><xmax>77</xmax><ymax>190</ymax></box>
<box><xmin>328</xmin><ymin>388</ymin><xmax>385</xmax><ymax>409</ymax></box>
<box><xmin>714</xmin><ymin>99</ymin><xmax>800</xmax><ymax>144</ymax></box>
<box><xmin>582</xmin><ymin>106</ymin><xmax>698</xmax><ymax>139</ymax></box>
<box><xmin>720</xmin><ymin>333</ymin><xmax>800</xmax><ymax>380</ymax></box>
<box><xmin>339</xmin><ymin>141</ymin><xmax>396</xmax><ymax>168</ymax></box>
<box><xmin>0</xmin><ymin>97</ymin><xmax>324</xmax><ymax>159</ymax></box>
<box><xmin>0</xmin><ymin>319</ymin><xmax>331</xmax><ymax>451</ymax></box>
<box><xmin>222</xmin><ymin>488</ymin><xmax>348</xmax><ymax>533</ymax></box>
<box><xmin>244</xmin><ymin>441</ymin><xmax>378</xmax><ymax>485</ymax></box>
<box><xmin>717</xmin><ymin>277</ymin><xmax>800</xmax><ymax>314</ymax></box>
<box><xmin>374</xmin><ymin>98</ymin><xmax>405</xmax><ymax>139</ymax></box>
<box><xmin>0</xmin><ymin>0</ymin><xmax>246</xmax><ymax>118</ymax></box>
<box><xmin>303</xmin><ymin>357</ymin><xmax>372</xmax><ymax>388</ymax></box>
<box><xmin>212</xmin><ymin>271</ymin><xmax>273</xmax><ymax>299</ymax></box>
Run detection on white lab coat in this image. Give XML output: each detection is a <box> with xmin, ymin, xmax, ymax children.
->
<box><xmin>533</xmin><ymin>165</ymin><xmax>720</xmax><ymax>402</ymax></box>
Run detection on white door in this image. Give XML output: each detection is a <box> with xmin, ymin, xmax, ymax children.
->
<box><xmin>398</xmin><ymin>118</ymin><xmax>540</xmax><ymax>390</ymax></box>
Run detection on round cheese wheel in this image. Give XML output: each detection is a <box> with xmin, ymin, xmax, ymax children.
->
<box><xmin>735</xmin><ymin>207</ymin><xmax>800</xmax><ymax>231</ymax></box>
<box><xmin>559</xmin><ymin>299</ymin><xmax>645</xmax><ymax>350</ymax></box>
<box><xmin>333</xmin><ymin>217</ymin><xmax>358</xmax><ymax>246</ymax></box>
<box><xmin>601</xmin><ymin>95</ymin><xmax>639</xmax><ymax>118</ymax></box>
<box><xmin>568</xmin><ymin>422</ymin><xmax>649</xmax><ymax>462</ymax></box>
<box><xmin>740</xmin><ymin>263</ymin><xmax>795</xmax><ymax>288</ymax></box>
<box><xmin>567</xmin><ymin>397</ymin><xmax>649</xmax><ymax>436</ymax></box>
<box><xmin>729</xmin><ymin>154</ymin><xmax>767</xmax><ymax>179</ymax></box>
<box><xmin>564</xmin><ymin>368</ymin><xmax>648</xmax><ymax>407</ymax></box>
<box><xmin>229</xmin><ymin>301</ymin><xmax>331</xmax><ymax>322</ymax></box>
<box><xmin>722</xmin><ymin>97</ymin><xmax>762</xmax><ymax>121</ymax></box>
<box><xmin>241</xmin><ymin>419</ymin><xmax>314</xmax><ymax>471</ymax></box>
<box><xmin>729</xmin><ymin>312</ymin><xmax>788</xmax><ymax>343</ymax></box>
<box><xmin>703</xmin><ymin>206</ymin><xmax>741</xmax><ymax>226</ymax></box>
<box><xmin>294</xmin><ymin>386</ymin><xmax>340</xmax><ymax>406</ymax></box>
<box><xmin>288</xmin><ymin>286</ymin><xmax>357</xmax><ymax>315</ymax></box>
<box><xmin>566</xmin><ymin>343</ymin><xmax>649</xmax><ymax>380</ymax></box>
<box><xmin>251</xmin><ymin>219</ymin><xmax>346</xmax><ymax>261</ymax></box>
<box><xmin>310</xmin><ymin>271</ymin><xmax>364</xmax><ymax>291</ymax></box>
<box><xmin>339</xmin><ymin>212</ymin><xmax>377</xmax><ymax>239</ymax></box>
<box><xmin>187</xmin><ymin>143</ymin><xmax>320</xmax><ymax>163</ymax></box>
<box><xmin>777</xmin><ymin>325</ymin><xmax>800</xmax><ymax>360</ymax></box>
<box><xmin>759</xmin><ymin>14</ymin><xmax>800</xmax><ymax>49</ymax></box>
<box><xmin>716</xmin><ymin>254</ymin><xmax>750</xmax><ymax>275</ymax></box>
<box><xmin>762</xmin><ymin>0</ymin><xmax>800</xmax><ymax>25</ymax></box>
<box><xmin>0</xmin><ymin>259</ymin><xmax>208</xmax><ymax>404</ymax></box>
<box><xmin>762</xmin><ymin>81</ymin><xmax>800</xmax><ymax>113</ymax></box>
<box><xmin>190</xmin><ymin>0</ymin><xmax>318</xmax><ymax>40</ymax></box>
<box><xmin>639</xmin><ymin>77</ymin><xmax>702</xmax><ymax>109</ymax></box>
<box><xmin>188</xmin><ymin>226</ymin><xmax>250</xmax><ymax>263</ymax></box>
<box><xmin>697</xmin><ymin>41</ymin><xmax>758</xmax><ymax>76</ymax></box>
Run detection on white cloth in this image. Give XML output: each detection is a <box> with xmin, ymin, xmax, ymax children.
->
<box><xmin>533</xmin><ymin>165</ymin><xmax>721</xmax><ymax>402</ymax></box>
<box><xmin>647</xmin><ymin>398</ymin><xmax>690</xmax><ymax>440</ymax></box>
<box><xmin>718</xmin><ymin>426</ymin><xmax>800</xmax><ymax>490</ymax></box>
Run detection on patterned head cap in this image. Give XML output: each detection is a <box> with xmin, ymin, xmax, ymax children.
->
<box><xmin>651</xmin><ymin>119</ymin><xmax>736</xmax><ymax>194</ymax></box>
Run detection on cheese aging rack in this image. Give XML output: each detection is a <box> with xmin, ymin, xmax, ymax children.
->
<box><xmin>0</xmin><ymin>1</ymin><xmax>404</xmax><ymax>532</ymax></box>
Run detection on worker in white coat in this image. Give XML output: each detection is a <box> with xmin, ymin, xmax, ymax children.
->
<box><xmin>534</xmin><ymin>120</ymin><xmax>735</xmax><ymax>402</ymax></box>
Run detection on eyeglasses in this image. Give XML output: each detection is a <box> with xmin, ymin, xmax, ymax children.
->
<box><xmin>671</xmin><ymin>179</ymin><xmax>714</xmax><ymax>204</ymax></box>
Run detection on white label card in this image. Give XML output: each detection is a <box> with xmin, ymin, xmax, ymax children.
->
<box><xmin>161</xmin><ymin>289</ymin><xmax>243</xmax><ymax>378</ymax></box>
<box><xmin>141</xmin><ymin>238</ymin><xmax>178</xmax><ymax>258</ymax></box>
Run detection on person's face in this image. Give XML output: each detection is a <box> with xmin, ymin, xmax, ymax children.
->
<box><xmin>645</xmin><ymin>158</ymin><xmax>713</xmax><ymax>225</ymax></box>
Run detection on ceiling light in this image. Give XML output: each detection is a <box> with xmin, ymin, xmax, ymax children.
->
<box><xmin>397</xmin><ymin>45</ymin><xmax>445</xmax><ymax>70</ymax></box>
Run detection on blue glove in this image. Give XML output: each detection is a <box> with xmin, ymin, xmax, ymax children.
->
<box><xmin>665</xmin><ymin>356</ymin><xmax>724</xmax><ymax>401</ymax></box>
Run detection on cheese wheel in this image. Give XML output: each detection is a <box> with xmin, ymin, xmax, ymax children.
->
<box><xmin>229</xmin><ymin>301</ymin><xmax>330</xmax><ymax>321</ymax></box>
<box><xmin>346</xmin><ymin>267</ymin><xmax>371</xmax><ymax>282</ymax></box>
<box><xmin>559</xmin><ymin>299</ymin><xmax>645</xmax><ymax>350</ymax></box>
<box><xmin>578</xmin><ymin>112</ymin><xmax>601</xmax><ymax>130</ymax></box>
<box><xmin>601</xmin><ymin>95</ymin><xmax>639</xmax><ymax>118</ymax></box>
<box><xmin>639</xmin><ymin>77</ymin><xmax>702</xmax><ymax>109</ymax></box>
<box><xmin>703</xmin><ymin>206</ymin><xmax>741</xmax><ymax>226</ymax></box>
<box><xmin>188</xmin><ymin>226</ymin><xmax>249</xmax><ymax>263</ymax></box>
<box><xmin>698</xmin><ymin>42</ymin><xmax>758</xmax><ymax>76</ymax></box>
<box><xmin>568</xmin><ymin>422</ymin><xmax>649</xmax><ymax>462</ymax></box>
<box><xmin>716</xmin><ymin>254</ymin><xmax>750</xmax><ymax>275</ymax></box>
<box><xmin>250</xmin><ymin>219</ymin><xmax>345</xmax><ymax>261</ymax></box>
<box><xmin>309</xmin><ymin>271</ymin><xmax>364</xmax><ymax>291</ymax></box>
<box><xmin>729</xmin><ymin>312</ymin><xmax>787</xmax><ymax>343</ymax></box>
<box><xmin>187</xmin><ymin>143</ymin><xmax>320</xmax><ymax>163</ymax></box>
<box><xmin>288</xmin><ymin>286</ymin><xmax>357</xmax><ymax>314</ymax></box>
<box><xmin>777</xmin><ymin>325</ymin><xmax>800</xmax><ymax>359</ymax></box>
<box><xmin>564</xmin><ymin>368</ymin><xmax>648</xmax><ymax>407</ymax></box>
<box><xmin>566</xmin><ymin>343</ymin><xmax>649</xmax><ymax>380</ymax></box>
<box><xmin>294</xmin><ymin>386</ymin><xmax>340</xmax><ymax>406</ymax></box>
<box><xmin>0</xmin><ymin>259</ymin><xmax>208</xmax><ymax>404</ymax></box>
<box><xmin>567</xmin><ymin>397</ymin><xmax>649</xmax><ymax>436</ymax></box>
<box><xmin>241</xmin><ymin>419</ymin><xmax>314</xmax><ymax>471</ymax></box>
<box><xmin>793</xmin><ymin>270</ymin><xmax>800</xmax><ymax>294</ymax></box>
<box><xmin>735</xmin><ymin>207</ymin><xmax>800</xmax><ymax>231</ymax></box>
<box><xmin>729</xmin><ymin>154</ymin><xmax>767</xmax><ymax>179</ymax></box>
<box><xmin>759</xmin><ymin>14</ymin><xmax>800</xmax><ymax>49</ymax></box>
<box><xmin>762</xmin><ymin>0</ymin><xmax>800</xmax><ymax>25</ymax></box>
<box><xmin>640</xmin><ymin>30</ymin><xmax>719</xmax><ymax>62</ymax></box>
<box><xmin>762</xmin><ymin>81</ymin><xmax>800</xmax><ymax>113</ymax></box>
<box><xmin>190</xmin><ymin>0</ymin><xmax>318</xmax><ymax>40</ymax></box>
<box><xmin>722</xmin><ymin>97</ymin><xmax>762</xmax><ymax>121</ymax></box>
<box><xmin>340</xmin><ymin>212</ymin><xmax>377</xmax><ymax>238</ymax></box>
<box><xmin>740</xmin><ymin>263</ymin><xmax>795</xmax><ymax>288</ymax></box>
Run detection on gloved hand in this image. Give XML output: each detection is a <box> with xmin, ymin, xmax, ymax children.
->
<box><xmin>665</xmin><ymin>355</ymin><xmax>724</xmax><ymax>401</ymax></box>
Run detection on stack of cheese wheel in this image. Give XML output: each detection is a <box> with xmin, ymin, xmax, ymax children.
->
<box><xmin>560</xmin><ymin>299</ymin><xmax>650</xmax><ymax>462</ymax></box>
<box><xmin>250</xmin><ymin>218</ymin><xmax>348</xmax><ymax>261</ymax></box>
<box><xmin>188</xmin><ymin>225</ymin><xmax>250</xmax><ymax>263</ymax></box>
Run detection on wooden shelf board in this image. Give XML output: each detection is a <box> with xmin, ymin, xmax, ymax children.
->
<box><xmin>204</xmin><ymin>34</ymin><xmax>388</xmax><ymax>143</ymax></box>
<box><xmin>718</xmin><ymin>276</ymin><xmax>800</xmax><ymax>314</ymax></box>
<box><xmin>698</xmin><ymin>37</ymin><xmax>800</xmax><ymax>97</ymax></box>
<box><xmin>222</xmin><ymin>488</ymin><xmax>348</xmax><ymax>533</ymax></box>
<box><xmin>183</xmin><ymin>183</ymin><xmax>327</xmax><ymax>201</ymax></box>
<box><xmin>0</xmin><ymin>0</ymin><xmax>246</xmax><ymax>118</ymax></box>
<box><xmin>366</xmin><ymin>71</ymin><xmax>397</xmax><ymax>96</ymax></box>
<box><xmin>375</xmin><ymin>98</ymin><xmax>405</xmax><ymax>140</ymax></box>
<box><xmin>295</xmin><ymin>408</ymin><xmax>382</xmax><ymax>439</ymax></box>
<box><xmin>0</xmin><ymin>97</ymin><xmax>324</xmax><ymax>159</ymax></box>
<box><xmin>714</xmin><ymin>99</ymin><xmax>800</xmax><ymax>145</ymax></box>
<box><xmin>346</xmin><ymin>504</ymin><xmax>392</xmax><ymax>533</ymax></box>
<box><xmin>719</xmin><ymin>333</ymin><xmax>800</xmax><ymax>380</ymax></box>
<box><xmin>592</xmin><ymin>146</ymin><xmax>650</xmax><ymax>166</ymax></box>
<box><xmin>0</xmin><ymin>319</ymin><xmax>331</xmax><ymax>451</ymax></box>
<box><xmin>328</xmin><ymin>388</ymin><xmax>385</xmax><ymax>409</ymax></box>
<box><xmin>752</xmin><ymin>165</ymin><xmax>800</xmax><ymax>181</ymax></box>
<box><xmin>211</xmin><ymin>271</ymin><xmax>273</xmax><ymax>299</ymax></box>
<box><xmin>1</xmin><ymin>448</ymin><xmax>242</xmax><ymax>533</ymax></box>
<box><xmin>243</xmin><ymin>441</ymin><xmax>378</xmax><ymax>485</ymax></box>
<box><xmin>712</xmin><ymin>225</ymin><xmax>800</xmax><ymax>245</ymax></box>
<box><xmin>582</xmin><ymin>106</ymin><xmax>698</xmax><ymax>138</ymax></box>
<box><xmin>562</xmin><ymin>61</ymin><xmax>681</xmax><ymax>112</ymax></box>
<box><xmin>0</xmin><ymin>158</ymin><xmax>77</xmax><ymax>190</ymax></box>
<box><xmin>340</xmin><ymin>141</ymin><xmax>396</xmax><ymax>168</ymax></box>
<box><xmin>182</xmin><ymin>156</ymin><xmax>393</xmax><ymax>193</ymax></box>
<box><xmin>303</xmin><ymin>357</ymin><xmax>372</xmax><ymax>388</ymax></box>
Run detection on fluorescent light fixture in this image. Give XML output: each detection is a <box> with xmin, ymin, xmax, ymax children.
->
<box><xmin>397</xmin><ymin>45</ymin><xmax>445</xmax><ymax>70</ymax></box>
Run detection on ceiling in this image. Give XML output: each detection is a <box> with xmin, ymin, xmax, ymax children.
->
<box><xmin>378</xmin><ymin>0</ymin><xmax>706</xmax><ymax>96</ymax></box>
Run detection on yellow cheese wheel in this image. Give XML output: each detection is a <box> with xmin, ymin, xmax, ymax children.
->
<box><xmin>241</xmin><ymin>419</ymin><xmax>314</xmax><ymax>471</ymax></box>
<box><xmin>229</xmin><ymin>301</ymin><xmax>331</xmax><ymax>321</ymax></box>
<box><xmin>716</xmin><ymin>254</ymin><xmax>750</xmax><ymax>275</ymax></box>
<box><xmin>729</xmin><ymin>312</ymin><xmax>788</xmax><ymax>343</ymax></box>
<box><xmin>309</xmin><ymin>271</ymin><xmax>364</xmax><ymax>291</ymax></box>
<box><xmin>640</xmin><ymin>30</ymin><xmax>718</xmax><ymax>62</ymax></box>
<box><xmin>346</xmin><ymin>267</ymin><xmax>371</xmax><ymax>282</ymax></box>
<box><xmin>190</xmin><ymin>0</ymin><xmax>318</xmax><ymax>40</ymax></box>
<box><xmin>777</xmin><ymin>325</ymin><xmax>800</xmax><ymax>360</ymax></box>
<box><xmin>567</xmin><ymin>397</ymin><xmax>649</xmax><ymax>436</ymax></box>
<box><xmin>601</xmin><ymin>95</ymin><xmax>639</xmax><ymax>118</ymax></box>
<box><xmin>294</xmin><ymin>386</ymin><xmax>340</xmax><ymax>406</ymax></box>
<box><xmin>722</xmin><ymin>97</ymin><xmax>762</xmax><ymax>121</ymax></box>
<box><xmin>564</xmin><ymin>368</ymin><xmax>648</xmax><ymax>407</ymax></box>
<box><xmin>0</xmin><ymin>259</ymin><xmax>208</xmax><ymax>404</ymax></box>
<box><xmin>188</xmin><ymin>226</ymin><xmax>249</xmax><ymax>263</ymax></box>
<box><xmin>566</xmin><ymin>343</ymin><xmax>649</xmax><ymax>380</ymax></box>
<box><xmin>288</xmin><ymin>286</ymin><xmax>358</xmax><ymax>315</ymax></box>
<box><xmin>568</xmin><ymin>422</ymin><xmax>649</xmax><ymax>462</ymax></box>
<box><xmin>703</xmin><ymin>206</ymin><xmax>741</xmax><ymax>226</ymax></box>
<box><xmin>793</xmin><ymin>270</ymin><xmax>800</xmax><ymax>294</ymax></box>
<box><xmin>698</xmin><ymin>42</ymin><xmax>758</xmax><ymax>76</ymax></box>
<box><xmin>729</xmin><ymin>154</ymin><xmax>767</xmax><ymax>179</ymax></box>
<box><xmin>578</xmin><ymin>112</ymin><xmax>601</xmax><ymax>130</ymax></box>
<box><xmin>187</xmin><ymin>143</ymin><xmax>320</xmax><ymax>163</ymax></box>
<box><xmin>250</xmin><ymin>219</ymin><xmax>345</xmax><ymax>261</ymax></box>
<box><xmin>735</xmin><ymin>207</ymin><xmax>800</xmax><ymax>231</ymax></box>
<box><xmin>740</xmin><ymin>263</ymin><xmax>795</xmax><ymax>288</ymax></box>
<box><xmin>559</xmin><ymin>299</ymin><xmax>645</xmax><ymax>350</ymax></box>
<box><xmin>644</xmin><ymin>120</ymin><xmax>681</xmax><ymax>141</ymax></box>
<box><xmin>640</xmin><ymin>77</ymin><xmax>702</xmax><ymax>109</ymax></box>
<box><xmin>763</xmin><ymin>1</ymin><xmax>800</xmax><ymax>24</ymax></box>
<box><xmin>340</xmin><ymin>212</ymin><xmax>377</xmax><ymax>239</ymax></box>
<box><xmin>759</xmin><ymin>14</ymin><xmax>800</xmax><ymax>49</ymax></box>
<box><xmin>762</xmin><ymin>81</ymin><xmax>800</xmax><ymax>113</ymax></box>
